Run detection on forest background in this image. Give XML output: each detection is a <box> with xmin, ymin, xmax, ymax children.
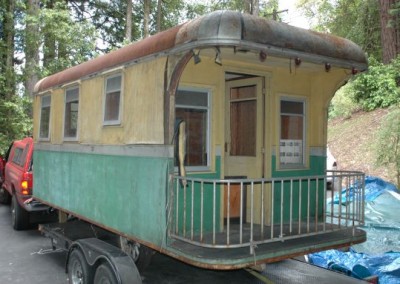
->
<box><xmin>1</xmin><ymin>0</ymin><xmax>400</xmax><ymax>185</ymax></box>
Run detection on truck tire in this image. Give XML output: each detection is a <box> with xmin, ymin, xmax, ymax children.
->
<box><xmin>11</xmin><ymin>196</ymin><xmax>30</xmax><ymax>230</ymax></box>
<box><xmin>94</xmin><ymin>263</ymin><xmax>118</xmax><ymax>284</ymax></box>
<box><xmin>0</xmin><ymin>188</ymin><xmax>11</xmax><ymax>204</ymax></box>
<box><xmin>68</xmin><ymin>249</ymin><xmax>93</xmax><ymax>284</ymax></box>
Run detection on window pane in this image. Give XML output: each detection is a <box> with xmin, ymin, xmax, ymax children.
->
<box><xmin>176</xmin><ymin>108</ymin><xmax>207</xmax><ymax>166</ymax></box>
<box><xmin>176</xmin><ymin>90</ymin><xmax>208</xmax><ymax>107</ymax></box>
<box><xmin>104</xmin><ymin>75</ymin><xmax>121</xmax><ymax>123</ymax></box>
<box><xmin>281</xmin><ymin>115</ymin><xmax>303</xmax><ymax>140</ymax></box>
<box><xmin>40</xmin><ymin>94</ymin><xmax>51</xmax><ymax>139</ymax></box>
<box><xmin>42</xmin><ymin>95</ymin><xmax>51</xmax><ymax>107</ymax></box>
<box><xmin>280</xmin><ymin>99</ymin><xmax>305</xmax><ymax>166</ymax></box>
<box><xmin>65</xmin><ymin>101</ymin><xmax>79</xmax><ymax>137</ymax></box>
<box><xmin>175</xmin><ymin>89</ymin><xmax>209</xmax><ymax>168</ymax></box>
<box><xmin>66</xmin><ymin>88</ymin><xmax>79</xmax><ymax>102</ymax></box>
<box><xmin>281</xmin><ymin>100</ymin><xmax>303</xmax><ymax>114</ymax></box>
<box><xmin>40</xmin><ymin>107</ymin><xmax>50</xmax><ymax>138</ymax></box>
<box><xmin>106</xmin><ymin>75</ymin><xmax>121</xmax><ymax>92</ymax></box>
<box><xmin>65</xmin><ymin>88</ymin><xmax>79</xmax><ymax>138</ymax></box>
<box><xmin>230</xmin><ymin>100</ymin><xmax>256</xmax><ymax>156</ymax></box>
<box><xmin>12</xmin><ymin>148</ymin><xmax>23</xmax><ymax>165</ymax></box>
<box><xmin>104</xmin><ymin>91</ymin><xmax>120</xmax><ymax>121</ymax></box>
<box><xmin>230</xmin><ymin>85</ymin><xmax>256</xmax><ymax>100</ymax></box>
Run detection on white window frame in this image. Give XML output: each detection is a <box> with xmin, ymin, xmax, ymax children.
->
<box><xmin>279</xmin><ymin>96</ymin><xmax>307</xmax><ymax>169</ymax></box>
<box><xmin>175</xmin><ymin>87</ymin><xmax>211</xmax><ymax>172</ymax></box>
<box><xmin>39</xmin><ymin>94</ymin><xmax>51</xmax><ymax>141</ymax></box>
<box><xmin>63</xmin><ymin>86</ymin><xmax>80</xmax><ymax>141</ymax></box>
<box><xmin>103</xmin><ymin>73</ymin><xmax>123</xmax><ymax>126</ymax></box>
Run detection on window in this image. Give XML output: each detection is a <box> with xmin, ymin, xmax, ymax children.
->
<box><xmin>64</xmin><ymin>86</ymin><xmax>79</xmax><ymax>139</ymax></box>
<box><xmin>279</xmin><ymin>98</ymin><xmax>306</xmax><ymax>167</ymax></box>
<box><xmin>39</xmin><ymin>95</ymin><xmax>51</xmax><ymax>140</ymax></box>
<box><xmin>12</xmin><ymin>147</ymin><xmax>23</xmax><ymax>166</ymax></box>
<box><xmin>175</xmin><ymin>88</ymin><xmax>210</xmax><ymax>169</ymax></box>
<box><xmin>229</xmin><ymin>85</ymin><xmax>257</xmax><ymax>156</ymax></box>
<box><xmin>104</xmin><ymin>74</ymin><xmax>122</xmax><ymax>125</ymax></box>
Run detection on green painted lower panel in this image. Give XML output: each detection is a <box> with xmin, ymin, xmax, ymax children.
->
<box><xmin>33</xmin><ymin>149</ymin><xmax>170</xmax><ymax>246</ymax></box>
<box><xmin>271</xmin><ymin>155</ymin><xmax>326</xmax><ymax>223</ymax></box>
<box><xmin>174</xmin><ymin>157</ymin><xmax>222</xmax><ymax>234</ymax></box>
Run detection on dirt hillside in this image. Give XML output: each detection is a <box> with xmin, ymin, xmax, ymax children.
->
<box><xmin>328</xmin><ymin>108</ymin><xmax>394</xmax><ymax>183</ymax></box>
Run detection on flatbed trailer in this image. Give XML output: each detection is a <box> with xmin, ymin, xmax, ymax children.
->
<box><xmin>40</xmin><ymin>220</ymin><xmax>371</xmax><ymax>284</ymax></box>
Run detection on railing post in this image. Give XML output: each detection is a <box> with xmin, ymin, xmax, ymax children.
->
<box><xmin>227</xmin><ymin>181</ymin><xmax>230</xmax><ymax>246</ymax></box>
<box><xmin>169</xmin><ymin>171</ymin><xmax>365</xmax><ymax>250</ymax></box>
<box><xmin>250</xmin><ymin>181</ymin><xmax>254</xmax><ymax>247</ymax></box>
<box><xmin>191</xmin><ymin>180</ymin><xmax>194</xmax><ymax>240</ymax></box>
<box><xmin>200</xmin><ymin>181</ymin><xmax>204</xmax><ymax>242</ymax></box>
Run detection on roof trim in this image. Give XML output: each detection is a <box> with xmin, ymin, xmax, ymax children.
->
<box><xmin>34</xmin><ymin>10</ymin><xmax>367</xmax><ymax>94</ymax></box>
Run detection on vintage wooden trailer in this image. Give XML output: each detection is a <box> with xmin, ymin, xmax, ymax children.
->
<box><xmin>32</xmin><ymin>10</ymin><xmax>367</xmax><ymax>282</ymax></box>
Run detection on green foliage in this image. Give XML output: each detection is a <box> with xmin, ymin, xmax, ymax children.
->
<box><xmin>352</xmin><ymin>57</ymin><xmax>400</xmax><ymax>111</ymax></box>
<box><xmin>0</xmin><ymin>95</ymin><xmax>32</xmax><ymax>155</ymax></box>
<box><xmin>38</xmin><ymin>1</ymin><xmax>98</xmax><ymax>76</ymax></box>
<box><xmin>297</xmin><ymin>0</ymin><xmax>382</xmax><ymax>61</ymax></box>
<box><xmin>373</xmin><ymin>107</ymin><xmax>400</xmax><ymax>188</ymax></box>
<box><xmin>328</xmin><ymin>84</ymin><xmax>360</xmax><ymax>119</ymax></box>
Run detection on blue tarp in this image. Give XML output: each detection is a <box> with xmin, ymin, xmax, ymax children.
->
<box><xmin>309</xmin><ymin>176</ymin><xmax>400</xmax><ymax>283</ymax></box>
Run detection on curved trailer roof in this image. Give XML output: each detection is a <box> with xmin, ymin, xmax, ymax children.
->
<box><xmin>34</xmin><ymin>10</ymin><xmax>367</xmax><ymax>93</ymax></box>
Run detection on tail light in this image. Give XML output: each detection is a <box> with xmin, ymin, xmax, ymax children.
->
<box><xmin>21</xmin><ymin>172</ymin><xmax>33</xmax><ymax>195</ymax></box>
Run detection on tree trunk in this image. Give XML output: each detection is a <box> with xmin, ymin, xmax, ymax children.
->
<box><xmin>379</xmin><ymin>0</ymin><xmax>400</xmax><ymax>64</ymax></box>
<box><xmin>1</xmin><ymin>0</ymin><xmax>15</xmax><ymax>99</ymax></box>
<box><xmin>125</xmin><ymin>0</ymin><xmax>132</xmax><ymax>42</ymax></box>
<box><xmin>25</xmin><ymin>0</ymin><xmax>40</xmax><ymax>98</ymax></box>
<box><xmin>43</xmin><ymin>1</ymin><xmax>56</xmax><ymax>69</ymax></box>
<box><xmin>244</xmin><ymin>0</ymin><xmax>251</xmax><ymax>14</ymax></box>
<box><xmin>143</xmin><ymin>0</ymin><xmax>151</xmax><ymax>38</ymax></box>
<box><xmin>252</xmin><ymin>0</ymin><xmax>260</xmax><ymax>16</ymax></box>
<box><xmin>156</xmin><ymin>0</ymin><xmax>162</xmax><ymax>33</ymax></box>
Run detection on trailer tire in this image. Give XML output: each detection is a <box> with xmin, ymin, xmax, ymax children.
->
<box><xmin>68</xmin><ymin>249</ymin><xmax>93</xmax><ymax>284</ymax></box>
<box><xmin>119</xmin><ymin>238</ymin><xmax>154</xmax><ymax>272</ymax></box>
<box><xmin>94</xmin><ymin>263</ymin><xmax>118</xmax><ymax>284</ymax></box>
<box><xmin>0</xmin><ymin>187</ymin><xmax>11</xmax><ymax>204</ymax></box>
<box><xmin>11</xmin><ymin>196</ymin><xmax>29</xmax><ymax>230</ymax></box>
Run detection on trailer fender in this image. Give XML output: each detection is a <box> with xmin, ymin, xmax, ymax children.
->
<box><xmin>67</xmin><ymin>238</ymin><xmax>142</xmax><ymax>284</ymax></box>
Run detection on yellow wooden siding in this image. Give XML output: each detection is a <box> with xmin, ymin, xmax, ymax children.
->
<box><xmin>34</xmin><ymin>58</ymin><xmax>167</xmax><ymax>145</ymax></box>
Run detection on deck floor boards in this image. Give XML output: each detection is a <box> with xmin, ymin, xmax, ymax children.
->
<box><xmin>168</xmin><ymin>223</ymin><xmax>366</xmax><ymax>268</ymax></box>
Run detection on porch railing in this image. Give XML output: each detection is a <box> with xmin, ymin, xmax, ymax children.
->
<box><xmin>168</xmin><ymin>170</ymin><xmax>365</xmax><ymax>253</ymax></box>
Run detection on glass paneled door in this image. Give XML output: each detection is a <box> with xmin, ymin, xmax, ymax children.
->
<box><xmin>224</xmin><ymin>77</ymin><xmax>264</xmax><ymax>223</ymax></box>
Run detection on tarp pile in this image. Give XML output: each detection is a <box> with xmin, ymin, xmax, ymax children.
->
<box><xmin>309</xmin><ymin>176</ymin><xmax>400</xmax><ymax>283</ymax></box>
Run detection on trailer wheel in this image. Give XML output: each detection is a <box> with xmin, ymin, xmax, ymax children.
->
<box><xmin>0</xmin><ymin>187</ymin><xmax>11</xmax><ymax>204</ymax></box>
<box><xmin>11</xmin><ymin>196</ymin><xmax>29</xmax><ymax>230</ymax></box>
<box><xmin>94</xmin><ymin>263</ymin><xmax>118</xmax><ymax>284</ymax></box>
<box><xmin>119</xmin><ymin>237</ymin><xmax>155</xmax><ymax>272</ymax></box>
<box><xmin>68</xmin><ymin>249</ymin><xmax>93</xmax><ymax>284</ymax></box>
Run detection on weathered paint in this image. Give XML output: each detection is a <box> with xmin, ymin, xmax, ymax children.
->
<box><xmin>174</xmin><ymin>157</ymin><xmax>222</xmax><ymax>234</ymax></box>
<box><xmin>32</xmin><ymin>10</ymin><xmax>367</xmax><ymax>269</ymax></box>
<box><xmin>34</xmin><ymin>147</ymin><xmax>170</xmax><ymax>246</ymax></box>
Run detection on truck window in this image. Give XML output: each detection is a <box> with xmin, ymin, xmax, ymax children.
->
<box><xmin>11</xmin><ymin>147</ymin><xmax>24</xmax><ymax>166</ymax></box>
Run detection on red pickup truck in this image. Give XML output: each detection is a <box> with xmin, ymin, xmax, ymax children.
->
<box><xmin>0</xmin><ymin>137</ymin><xmax>49</xmax><ymax>230</ymax></box>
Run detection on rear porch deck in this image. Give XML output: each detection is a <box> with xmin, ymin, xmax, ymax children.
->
<box><xmin>167</xmin><ymin>171</ymin><xmax>366</xmax><ymax>269</ymax></box>
<box><xmin>167</xmin><ymin>225</ymin><xmax>366</xmax><ymax>269</ymax></box>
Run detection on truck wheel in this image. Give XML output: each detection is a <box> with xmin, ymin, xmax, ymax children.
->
<box><xmin>68</xmin><ymin>249</ymin><xmax>93</xmax><ymax>284</ymax></box>
<box><xmin>0</xmin><ymin>188</ymin><xmax>11</xmax><ymax>204</ymax></box>
<box><xmin>11</xmin><ymin>196</ymin><xmax>30</xmax><ymax>230</ymax></box>
<box><xmin>94</xmin><ymin>263</ymin><xmax>118</xmax><ymax>284</ymax></box>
